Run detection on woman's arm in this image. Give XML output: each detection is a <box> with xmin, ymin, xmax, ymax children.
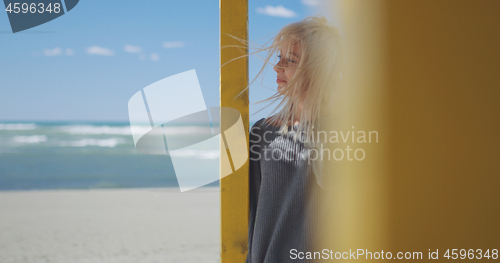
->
<box><xmin>245</xmin><ymin>118</ymin><xmax>264</xmax><ymax>263</ymax></box>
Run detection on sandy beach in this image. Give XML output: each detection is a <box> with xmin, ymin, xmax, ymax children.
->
<box><xmin>0</xmin><ymin>187</ymin><xmax>220</xmax><ymax>263</ymax></box>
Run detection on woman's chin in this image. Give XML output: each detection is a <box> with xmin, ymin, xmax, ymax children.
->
<box><xmin>277</xmin><ymin>85</ymin><xmax>286</xmax><ymax>94</ymax></box>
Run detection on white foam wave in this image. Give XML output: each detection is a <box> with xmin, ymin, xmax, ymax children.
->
<box><xmin>58</xmin><ymin>125</ymin><xmax>141</xmax><ymax>135</ymax></box>
<box><xmin>162</xmin><ymin>126</ymin><xmax>213</xmax><ymax>135</ymax></box>
<box><xmin>12</xmin><ymin>135</ymin><xmax>47</xmax><ymax>143</ymax></box>
<box><xmin>58</xmin><ymin>138</ymin><xmax>126</xmax><ymax>148</ymax></box>
<box><xmin>169</xmin><ymin>149</ymin><xmax>219</xmax><ymax>160</ymax></box>
<box><xmin>59</xmin><ymin>125</ymin><xmax>212</xmax><ymax>136</ymax></box>
<box><xmin>0</xmin><ymin>123</ymin><xmax>37</xmax><ymax>130</ymax></box>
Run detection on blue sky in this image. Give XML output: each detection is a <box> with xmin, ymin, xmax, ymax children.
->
<box><xmin>0</xmin><ymin>0</ymin><xmax>338</xmax><ymax>122</ymax></box>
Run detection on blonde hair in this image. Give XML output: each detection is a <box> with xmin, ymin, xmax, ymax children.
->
<box><xmin>224</xmin><ymin>15</ymin><xmax>343</xmax><ymax>147</ymax></box>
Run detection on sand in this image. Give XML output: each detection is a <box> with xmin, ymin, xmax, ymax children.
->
<box><xmin>0</xmin><ymin>187</ymin><xmax>220</xmax><ymax>263</ymax></box>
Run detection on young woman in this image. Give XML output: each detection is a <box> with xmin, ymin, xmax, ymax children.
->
<box><xmin>243</xmin><ymin>16</ymin><xmax>343</xmax><ymax>262</ymax></box>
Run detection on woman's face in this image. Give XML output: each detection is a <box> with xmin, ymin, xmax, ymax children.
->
<box><xmin>273</xmin><ymin>43</ymin><xmax>301</xmax><ymax>94</ymax></box>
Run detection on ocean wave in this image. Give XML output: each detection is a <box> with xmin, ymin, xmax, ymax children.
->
<box><xmin>58</xmin><ymin>125</ymin><xmax>142</xmax><ymax>135</ymax></box>
<box><xmin>0</xmin><ymin>123</ymin><xmax>37</xmax><ymax>130</ymax></box>
<box><xmin>12</xmin><ymin>135</ymin><xmax>47</xmax><ymax>143</ymax></box>
<box><xmin>169</xmin><ymin>149</ymin><xmax>219</xmax><ymax>160</ymax></box>
<box><xmin>58</xmin><ymin>138</ymin><xmax>126</xmax><ymax>148</ymax></box>
<box><xmin>58</xmin><ymin>125</ymin><xmax>213</xmax><ymax>136</ymax></box>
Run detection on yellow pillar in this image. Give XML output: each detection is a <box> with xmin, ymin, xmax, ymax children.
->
<box><xmin>319</xmin><ymin>0</ymin><xmax>391</xmax><ymax>258</ymax></box>
<box><xmin>384</xmin><ymin>0</ymin><xmax>500</xmax><ymax>255</ymax></box>
<box><xmin>220</xmin><ymin>0</ymin><xmax>249</xmax><ymax>262</ymax></box>
<box><xmin>321</xmin><ymin>0</ymin><xmax>500</xmax><ymax>261</ymax></box>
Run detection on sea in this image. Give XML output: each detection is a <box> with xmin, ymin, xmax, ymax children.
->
<box><xmin>0</xmin><ymin>121</ymin><xmax>256</xmax><ymax>191</ymax></box>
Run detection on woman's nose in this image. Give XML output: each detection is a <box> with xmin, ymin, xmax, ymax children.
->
<box><xmin>273</xmin><ymin>60</ymin><xmax>284</xmax><ymax>73</ymax></box>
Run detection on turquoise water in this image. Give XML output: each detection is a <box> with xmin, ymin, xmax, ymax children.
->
<box><xmin>0</xmin><ymin>121</ymin><xmax>249</xmax><ymax>191</ymax></box>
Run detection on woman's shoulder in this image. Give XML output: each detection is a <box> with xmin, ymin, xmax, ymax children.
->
<box><xmin>251</xmin><ymin>118</ymin><xmax>266</xmax><ymax>129</ymax></box>
<box><xmin>251</xmin><ymin>117</ymin><xmax>278</xmax><ymax>132</ymax></box>
<box><xmin>250</xmin><ymin>118</ymin><xmax>266</xmax><ymax>134</ymax></box>
<box><xmin>250</xmin><ymin>118</ymin><xmax>279</xmax><ymax>140</ymax></box>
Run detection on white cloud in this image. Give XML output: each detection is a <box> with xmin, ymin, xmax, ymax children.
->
<box><xmin>150</xmin><ymin>53</ymin><xmax>160</xmax><ymax>61</ymax></box>
<box><xmin>256</xmin><ymin>5</ymin><xmax>296</xmax><ymax>18</ymax></box>
<box><xmin>301</xmin><ymin>0</ymin><xmax>320</xmax><ymax>7</ymax></box>
<box><xmin>43</xmin><ymin>48</ymin><xmax>75</xmax><ymax>56</ymax></box>
<box><xmin>43</xmin><ymin>47</ymin><xmax>63</xmax><ymax>56</ymax></box>
<box><xmin>162</xmin><ymin>41</ymin><xmax>185</xmax><ymax>49</ymax></box>
<box><xmin>86</xmin><ymin>46</ymin><xmax>115</xmax><ymax>56</ymax></box>
<box><xmin>124</xmin><ymin>44</ymin><xmax>142</xmax><ymax>53</ymax></box>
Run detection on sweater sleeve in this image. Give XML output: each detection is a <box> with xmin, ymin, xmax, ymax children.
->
<box><xmin>245</xmin><ymin>118</ymin><xmax>264</xmax><ymax>263</ymax></box>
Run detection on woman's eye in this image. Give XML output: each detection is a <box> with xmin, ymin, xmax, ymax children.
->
<box><xmin>277</xmin><ymin>55</ymin><xmax>296</xmax><ymax>64</ymax></box>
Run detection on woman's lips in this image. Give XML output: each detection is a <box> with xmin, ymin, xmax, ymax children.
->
<box><xmin>276</xmin><ymin>78</ymin><xmax>286</xmax><ymax>83</ymax></box>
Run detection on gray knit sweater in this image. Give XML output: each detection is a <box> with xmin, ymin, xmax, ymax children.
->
<box><xmin>245</xmin><ymin>118</ymin><xmax>323</xmax><ymax>263</ymax></box>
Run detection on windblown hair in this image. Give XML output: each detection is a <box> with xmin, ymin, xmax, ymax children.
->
<box><xmin>226</xmin><ymin>15</ymin><xmax>343</xmax><ymax>147</ymax></box>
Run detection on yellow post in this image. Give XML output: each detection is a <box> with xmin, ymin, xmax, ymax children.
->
<box><xmin>220</xmin><ymin>0</ymin><xmax>249</xmax><ymax>262</ymax></box>
<box><xmin>321</xmin><ymin>0</ymin><xmax>500</xmax><ymax>261</ymax></box>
